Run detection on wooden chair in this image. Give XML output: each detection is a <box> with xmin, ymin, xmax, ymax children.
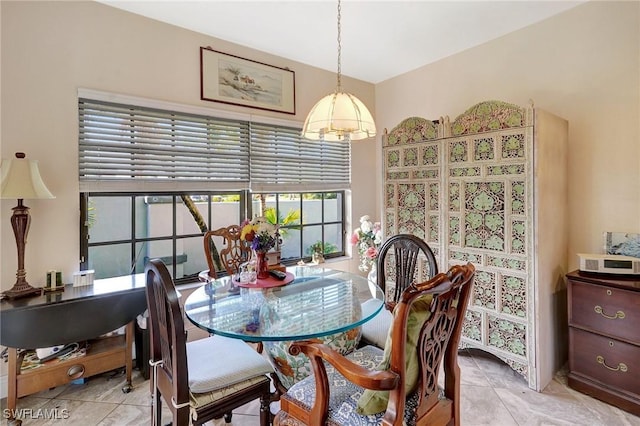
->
<box><xmin>203</xmin><ymin>224</ymin><xmax>252</xmax><ymax>280</ymax></box>
<box><xmin>274</xmin><ymin>263</ymin><xmax>475</xmax><ymax>426</ymax></box>
<box><xmin>145</xmin><ymin>259</ymin><xmax>272</xmax><ymax>426</ymax></box>
<box><xmin>361</xmin><ymin>234</ymin><xmax>439</xmax><ymax>348</ymax></box>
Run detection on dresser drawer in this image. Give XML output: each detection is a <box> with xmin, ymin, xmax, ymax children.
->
<box><xmin>568</xmin><ymin>279</ymin><xmax>640</xmax><ymax>344</ymax></box>
<box><xmin>569</xmin><ymin>328</ymin><xmax>640</xmax><ymax>396</ymax></box>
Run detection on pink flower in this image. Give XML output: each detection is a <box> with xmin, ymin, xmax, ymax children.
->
<box><xmin>365</xmin><ymin>246</ymin><xmax>377</xmax><ymax>259</ymax></box>
<box><xmin>350</xmin><ymin>232</ymin><xmax>360</xmax><ymax>245</ymax></box>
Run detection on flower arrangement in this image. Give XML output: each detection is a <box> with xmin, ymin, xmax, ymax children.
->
<box><xmin>240</xmin><ymin>216</ymin><xmax>281</xmax><ymax>253</ymax></box>
<box><xmin>350</xmin><ymin>215</ymin><xmax>383</xmax><ymax>272</ymax></box>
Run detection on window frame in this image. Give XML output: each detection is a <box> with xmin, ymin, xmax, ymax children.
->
<box><xmin>80</xmin><ymin>190</ymin><xmax>346</xmax><ymax>284</ymax></box>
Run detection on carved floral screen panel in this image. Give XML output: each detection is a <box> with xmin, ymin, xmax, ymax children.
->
<box><xmin>447</xmin><ymin>126</ymin><xmax>533</xmax><ymax>382</ymax></box>
<box><xmin>382</xmin><ymin>101</ymin><xmax>545</xmax><ymax>388</ymax></box>
<box><xmin>383</xmin><ymin>118</ymin><xmax>442</xmax><ymax>284</ymax></box>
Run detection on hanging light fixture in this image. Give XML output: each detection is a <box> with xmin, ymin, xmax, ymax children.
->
<box><xmin>301</xmin><ymin>0</ymin><xmax>376</xmax><ymax>142</ymax></box>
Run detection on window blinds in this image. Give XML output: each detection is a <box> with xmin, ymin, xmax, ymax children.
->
<box><xmin>79</xmin><ymin>99</ymin><xmax>250</xmax><ymax>192</ymax></box>
<box><xmin>78</xmin><ymin>98</ymin><xmax>350</xmax><ymax>192</ymax></box>
<box><xmin>250</xmin><ymin>122</ymin><xmax>351</xmax><ymax>192</ymax></box>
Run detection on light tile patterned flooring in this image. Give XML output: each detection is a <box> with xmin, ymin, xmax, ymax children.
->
<box><xmin>2</xmin><ymin>348</ymin><xmax>639</xmax><ymax>425</ymax></box>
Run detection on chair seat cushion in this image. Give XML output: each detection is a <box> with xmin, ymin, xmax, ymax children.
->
<box><xmin>187</xmin><ymin>335</ymin><xmax>272</xmax><ymax>393</ymax></box>
<box><xmin>190</xmin><ymin>374</ymin><xmax>270</xmax><ymax>409</ymax></box>
<box><xmin>360</xmin><ymin>299</ymin><xmax>392</xmax><ymax>348</ymax></box>
<box><xmin>283</xmin><ymin>345</ymin><xmax>420</xmax><ymax>425</ymax></box>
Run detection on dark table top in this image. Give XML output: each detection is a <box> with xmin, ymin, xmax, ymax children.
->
<box><xmin>1</xmin><ymin>274</ymin><xmax>147</xmax><ymax>348</ymax></box>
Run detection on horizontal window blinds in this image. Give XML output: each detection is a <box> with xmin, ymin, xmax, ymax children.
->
<box><xmin>79</xmin><ymin>99</ymin><xmax>250</xmax><ymax>192</ymax></box>
<box><xmin>78</xmin><ymin>97</ymin><xmax>350</xmax><ymax>193</ymax></box>
<box><xmin>250</xmin><ymin>122</ymin><xmax>351</xmax><ymax>192</ymax></box>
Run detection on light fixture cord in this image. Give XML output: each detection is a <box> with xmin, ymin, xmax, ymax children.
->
<box><xmin>336</xmin><ymin>0</ymin><xmax>342</xmax><ymax>92</ymax></box>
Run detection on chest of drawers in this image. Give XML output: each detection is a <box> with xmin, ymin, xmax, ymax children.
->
<box><xmin>566</xmin><ymin>270</ymin><xmax>640</xmax><ymax>416</ymax></box>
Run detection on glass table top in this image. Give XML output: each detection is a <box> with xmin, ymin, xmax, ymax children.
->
<box><xmin>184</xmin><ymin>266</ymin><xmax>384</xmax><ymax>342</ymax></box>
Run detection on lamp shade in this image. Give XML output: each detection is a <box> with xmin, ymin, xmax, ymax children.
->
<box><xmin>302</xmin><ymin>91</ymin><xmax>376</xmax><ymax>142</ymax></box>
<box><xmin>1</xmin><ymin>154</ymin><xmax>55</xmax><ymax>200</ymax></box>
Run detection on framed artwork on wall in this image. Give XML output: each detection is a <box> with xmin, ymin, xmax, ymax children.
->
<box><xmin>200</xmin><ymin>47</ymin><xmax>296</xmax><ymax>114</ymax></box>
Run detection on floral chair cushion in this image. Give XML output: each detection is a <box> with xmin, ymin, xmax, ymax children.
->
<box><xmin>283</xmin><ymin>345</ymin><xmax>420</xmax><ymax>425</ymax></box>
<box><xmin>265</xmin><ymin>326</ymin><xmax>361</xmax><ymax>390</ymax></box>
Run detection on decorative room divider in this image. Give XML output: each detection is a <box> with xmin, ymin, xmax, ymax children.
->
<box><xmin>382</xmin><ymin>100</ymin><xmax>568</xmax><ymax>391</ymax></box>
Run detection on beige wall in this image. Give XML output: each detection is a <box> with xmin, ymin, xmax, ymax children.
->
<box><xmin>0</xmin><ymin>1</ymin><xmax>377</xmax><ymax>290</ymax></box>
<box><xmin>1</xmin><ymin>1</ymin><xmax>637</xmax><ymax>295</ymax></box>
<box><xmin>375</xmin><ymin>0</ymin><xmax>640</xmax><ymax>271</ymax></box>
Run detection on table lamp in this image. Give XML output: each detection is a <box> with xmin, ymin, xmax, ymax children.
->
<box><xmin>1</xmin><ymin>152</ymin><xmax>55</xmax><ymax>299</ymax></box>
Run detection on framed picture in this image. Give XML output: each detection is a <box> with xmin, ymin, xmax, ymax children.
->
<box><xmin>605</xmin><ymin>232</ymin><xmax>640</xmax><ymax>257</ymax></box>
<box><xmin>200</xmin><ymin>47</ymin><xmax>295</xmax><ymax>114</ymax></box>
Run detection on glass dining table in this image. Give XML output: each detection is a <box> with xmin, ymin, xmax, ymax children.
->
<box><xmin>184</xmin><ymin>265</ymin><xmax>384</xmax><ymax>390</ymax></box>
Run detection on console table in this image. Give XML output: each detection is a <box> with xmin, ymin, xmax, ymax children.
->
<box><xmin>0</xmin><ymin>275</ymin><xmax>147</xmax><ymax>424</ymax></box>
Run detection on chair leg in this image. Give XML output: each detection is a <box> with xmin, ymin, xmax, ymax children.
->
<box><xmin>150</xmin><ymin>359</ymin><xmax>163</xmax><ymax>426</ymax></box>
<box><xmin>152</xmin><ymin>391</ymin><xmax>162</xmax><ymax>426</ymax></box>
<box><xmin>259</xmin><ymin>392</ymin><xmax>271</xmax><ymax>426</ymax></box>
<box><xmin>176</xmin><ymin>405</ymin><xmax>190</xmax><ymax>425</ymax></box>
<box><xmin>224</xmin><ymin>412</ymin><xmax>233</xmax><ymax>423</ymax></box>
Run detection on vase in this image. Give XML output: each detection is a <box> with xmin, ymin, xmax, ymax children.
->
<box><xmin>256</xmin><ymin>251</ymin><xmax>270</xmax><ymax>279</ymax></box>
<box><xmin>367</xmin><ymin>263</ymin><xmax>378</xmax><ymax>285</ymax></box>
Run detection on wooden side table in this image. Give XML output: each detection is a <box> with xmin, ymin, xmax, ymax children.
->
<box><xmin>1</xmin><ymin>275</ymin><xmax>147</xmax><ymax>425</ymax></box>
<box><xmin>6</xmin><ymin>323</ymin><xmax>134</xmax><ymax>417</ymax></box>
<box><xmin>566</xmin><ymin>270</ymin><xmax>640</xmax><ymax>416</ymax></box>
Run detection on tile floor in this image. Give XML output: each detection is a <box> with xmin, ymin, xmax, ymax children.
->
<box><xmin>2</xmin><ymin>348</ymin><xmax>639</xmax><ymax>425</ymax></box>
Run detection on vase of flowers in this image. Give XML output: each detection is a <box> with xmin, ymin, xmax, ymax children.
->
<box><xmin>350</xmin><ymin>215</ymin><xmax>383</xmax><ymax>274</ymax></box>
<box><xmin>240</xmin><ymin>217</ymin><xmax>281</xmax><ymax>279</ymax></box>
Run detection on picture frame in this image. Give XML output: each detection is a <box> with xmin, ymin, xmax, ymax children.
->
<box><xmin>605</xmin><ymin>232</ymin><xmax>640</xmax><ymax>258</ymax></box>
<box><xmin>200</xmin><ymin>47</ymin><xmax>296</xmax><ymax>114</ymax></box>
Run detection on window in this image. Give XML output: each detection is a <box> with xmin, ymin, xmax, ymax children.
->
<box><xmin>250</xmin><ymin>192</ymin><xmax>345</xmax><ymax>262</ymax></box>
<box><xmin>81</xmin><ymin>191</ymin><xmax>344</xmax><ymax>283</ymax></box>
<box><xmin>78</xmin><ymin>91</ymin><xmax>349</xmax><ymax>283</ymax></box>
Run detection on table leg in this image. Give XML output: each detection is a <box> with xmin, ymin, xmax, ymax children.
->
<box><xmin>122</xmin><ymin>321</ymin><xmax>134</xmax><ymax>393</ymax></box>
<box><xmin>7</xmin><ymin>347</ymin><xmax>18</xmax><ymax>419</ymax></box>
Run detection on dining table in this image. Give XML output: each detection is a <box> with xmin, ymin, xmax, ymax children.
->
<box><xmin>184</xmin><ymin>265</ymin><xmax>384</xmax><ymax>390</ymax></box>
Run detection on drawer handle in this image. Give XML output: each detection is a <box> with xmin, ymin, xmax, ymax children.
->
<box><xmin>596</xmin><ymin>356</ymin><xmax>628</xmax><ymax>373</ymax></box>
<box><xmin>67</xmin><ymin>364</ymin><xmax>85</xmax><ymax>379</ymax></box>
<box><xmin>594</xmin><ymin>305</ymin><xmax>625</xmax><ymax>320</ymax></box>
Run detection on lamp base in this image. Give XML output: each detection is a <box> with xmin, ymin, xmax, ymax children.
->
<box><xmin>3</xmin><ymin>199</ymin><xmax>44</xmax><ymax>300</ymax></box>
<box><xmin>2</xmin><ymin>281</ymin><xmax>42</xmax><ymax>299</ymax></box>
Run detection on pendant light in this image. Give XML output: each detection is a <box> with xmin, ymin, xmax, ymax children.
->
<box><xmin>301</xmin><ymin>0</ymin><xmax>376</xmax><ymax>142</ymax></box>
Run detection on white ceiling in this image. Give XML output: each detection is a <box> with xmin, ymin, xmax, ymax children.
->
<box><xmin>97</xmin><ymin>0</ymin><xmax>584</xmax><ymax>84</ymax></box>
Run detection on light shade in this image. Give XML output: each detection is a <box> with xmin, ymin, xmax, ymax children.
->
<box><xmin>1</xmin><ymin>154</ymin><xmax>55</xmax><ymax>200</ymax></box>
<box><xmin>302</xmin><ymin>91</ymin><xmax>377</xmax><ymax>142</ymax></box>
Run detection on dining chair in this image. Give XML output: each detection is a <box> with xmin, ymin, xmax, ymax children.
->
<box><xmin>274</xmin><ymin>262</ymin><xmax>475</xmax><ymax>426</ymax></box>
<box><xmin>361</xmin><ymin>234</ymin><xmax>439</xmax><ymax>348</ymax></box>
<box><xmin>203</xmin><ymin>224</ymin><xmax>252</xmax><ymax>280</ymax></box>
<box><xmin>145</xmin><ymin>259</ymin><xmax>273</xmax><ymax>426</ymax></box>
<box><xmin>203</xmin><ymin>225</ymin><xmax>267</xmax><ymax>355</ymax></box>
